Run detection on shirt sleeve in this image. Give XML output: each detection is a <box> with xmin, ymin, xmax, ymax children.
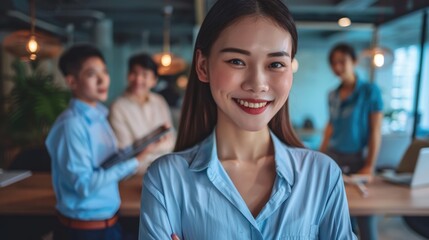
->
<box><xmin>319</xmin><ymin>170</ymin><xmax>357</xmax><ymax>240</ymax></box>
<box><xmin>369</xmin><ymin>84</ymin><xmax>383</xmax><ymax>113</ymax></box>
<box><xmin>139</xmin><ymin>164</ymin><xmax>179</xmax><ymax>239</ymax></box>
<box><xmin>51</xmin><ymin>119</ymin><xmax>138</xmax><ymax>198</ymax></box>
<box><xmin>109</xmin><ymin>101</ymin><xmax>134</xmax><ymax>149</ymax></box>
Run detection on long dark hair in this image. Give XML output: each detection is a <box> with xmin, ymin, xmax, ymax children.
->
<box><xmin>175</xmin><ymin>0</ymin><xmax>304</xmax><ymax>151</ymax></box>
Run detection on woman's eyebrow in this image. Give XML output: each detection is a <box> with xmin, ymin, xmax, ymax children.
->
<box><xmin>220</xmin><ymin>47</ymin><xmax>250</xmax><ymax>55</ymax></box>
<box><xmin>220</xmin><ymin>48</ymin><xmax>290</xmax><ymax>58</ymax></box>
<box><xmin>267</xmin><ymin>51</ymin><xmax>290</xmax><ymax>58</ymax></box>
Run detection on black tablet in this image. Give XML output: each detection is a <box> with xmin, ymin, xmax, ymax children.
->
<box><xmin>101</xmin><ymin>125</ymin><xmax>172</xmax><ymax>169</ymax></box>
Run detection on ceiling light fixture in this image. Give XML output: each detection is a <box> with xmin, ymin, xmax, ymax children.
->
<box><xmin>338</xmin><ymin>17</ymin><xmax>351</xmax><ymax>27</ymax></box>
<box><xmin>26</xmin><ymin>0</ymin><xmax>38</xmax><ymax>60</ymax></box>
<box><xmin>152</xmin><ymin>4</ymin><xmax>186</xmax><ymax>76</ymax></box>
<box><xmin>2</xmin><ymin>0</ymin><xmax>62</xmax><ymax>60</ymax></box>
<box><xmin>360</xmin><ymin>27</ymin><xmax>393</xmax><ymax>69</ymax></box>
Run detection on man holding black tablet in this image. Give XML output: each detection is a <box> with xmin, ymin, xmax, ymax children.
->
<box><xmin>45</xmin><ymin>44</ymin><xmax>160</xmax><ymax>240</ymax></box>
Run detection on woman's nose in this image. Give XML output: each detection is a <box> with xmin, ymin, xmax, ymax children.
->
<box><xmin>241</xmin><ymin>68</ymin><xmax>269</xmax><ymax>93</ymax></box>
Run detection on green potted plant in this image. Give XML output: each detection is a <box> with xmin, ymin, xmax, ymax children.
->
<box><xmin>1</xmin><ymin>59</ymin><xmax>70</xmax><ymax>169</ymax></box>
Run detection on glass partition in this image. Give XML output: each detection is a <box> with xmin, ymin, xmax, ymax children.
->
<box><xmin>416</xmin><ymin>10</ymin><xmax>429</xmax><ymax>139</ymax></box>
<box><xmin>375</xmin><ymin>11</ymin><xmax>424</xmax><ymax>136</ymax></box>
<box><xmin>374</xmin><ymin>9</ymin><xmax>428</xmax><ymax>168</ymax></box>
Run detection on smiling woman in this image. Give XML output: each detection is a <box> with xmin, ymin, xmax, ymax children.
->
<box><xmin>138</xmin><ymin>0</ymin><xmax>357</xmax><ymax>239</ymax></box>
<box><xmin>195</xmin><ymin>16</ymin><xmax>294</xmax><ymax>132</ymax></box>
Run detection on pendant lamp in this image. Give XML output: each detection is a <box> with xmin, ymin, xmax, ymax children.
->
<box><xmin>152</xmin><ymin>5</ymin><xmax>186</xmax><ymax>76</ymax></box>
<box><xmin>360</xmin><ymin>27</ymin><xmax>394</xmax><ymax>69</ymax></box>
<box><xmin>2</xmin><ymin>0</ymin><xmax>62</xmax><ymax>61</ymax></box>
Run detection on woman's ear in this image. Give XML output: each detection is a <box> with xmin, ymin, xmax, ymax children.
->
<box><xmin>195</xmin><ymin>49</ymin><xmax>209</xmax><ymax>83</ymax></box>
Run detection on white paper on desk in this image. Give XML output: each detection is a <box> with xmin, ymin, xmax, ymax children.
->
<box><xmin>0</xmin><ymin>170</ymin><xmax>32</xmax><ymax>187</ymax></box>
<box><xmin>342</xmin><ymin>174</ymin><xmax>370</xmax><ymax>184</ymax></box>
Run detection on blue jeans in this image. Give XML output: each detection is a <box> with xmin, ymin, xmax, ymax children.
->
<box><xmin>351</xmin><ymin>216</ymin><xmax>377</xmax><ymax>240</ymax></box>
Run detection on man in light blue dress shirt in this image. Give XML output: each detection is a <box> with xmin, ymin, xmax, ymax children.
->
<box><xmin>140</xmin><ymin>132</ymin><xmax>357</xmax><ymax>240</ymax></box>
<box><xmin>46</xmin><ymin>44</ymin><xmax>146</xmax><ymax>240</ymax></box>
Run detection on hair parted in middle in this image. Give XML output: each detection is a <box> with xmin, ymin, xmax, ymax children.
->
<box><xmin>175</xmin><ymin>0</ymin><xmax>303</xmax><ymax>151</ymax></box>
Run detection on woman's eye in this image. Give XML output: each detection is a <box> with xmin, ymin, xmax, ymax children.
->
<box><xmin>87</xmin><ymin>71</ymin><xmax>96</xmax><ymax>77</ymax></box>
<box><xmin>269</xmin><ymin>62</ymin><xmax>285</xmax><ymax>69</ymax></box>
<box><xmin>227</xmin><ymin>59</ymin><xmax>245</xmax><ymax>66</ymax></box>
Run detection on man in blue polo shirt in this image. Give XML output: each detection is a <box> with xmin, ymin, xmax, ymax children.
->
<box><xmin>320</xmin><ymin>43</ymin><xmax>383</xmax><ymax>240</ymax></box>
<box><xmin>320</xmin><ymin>43</ymin><xmax>383</xmax><ymax>175</ymax></box>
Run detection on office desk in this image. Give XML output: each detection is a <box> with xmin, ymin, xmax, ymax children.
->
<box><xmin>0</xmin><ymin>173</ymin><xmax>143</xmax><ymax>217</ymax></box>
<box><xmin>1</xmin><ymin>173</ymin><xmax>429</xmax><ymax>217</ymax></box>
<box><xmin>346</xmin><ymin>177</ymin><xmax>429</xmax><ymax>216</ymax></box>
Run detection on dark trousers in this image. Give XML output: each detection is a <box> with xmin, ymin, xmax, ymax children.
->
<box><xmin>53</xmin><ymin>219</ymin><xmax>123</xmax><ymax>240</ymax></box>
<box><xmin>326</xmin><ymin>149</ymin><xmax>364</xmax><ymax>174</ymax></box>
<box><xmin>326</xmin><ymin>149</ymin><xmax>377</xmax><ymax>240</ymax></box>
<box><xmin>403</xmin><ymin>216</ymin><xmax>429</xmax><ymax>238</ymax></box>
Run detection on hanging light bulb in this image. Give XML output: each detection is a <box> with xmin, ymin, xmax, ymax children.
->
<box><xmin>161</xmin><ymin>53</ymin><xmax>172</xmax><ymax>67</ymax></box>
<box><xmin>373</xmin><ymin>53</ymin><xmax>385</xmax><ymax>67</ymax></box>
<box><xmin>360</xmin><ymin>27</ymin><xmax>393</xmax><ymax>71</ymax></box>
<box><xmin>27</xmin><ymin>0</ymin><xmax>38</xmax><ymax>60</ymax></box>
<box><xmin>152</xmin><ymin>4</ymin><xmax>186</xmax><ymax>75</ymax></box>
<box><xmin>2</xmin><ymin>0</ymin><xmax>62</xmax><ymax>61</ymax></box>
<box><xmin>29</xmin><ymin>53</ymin><xmax>37</xmax><ymax>60</ymax></box>
<box><xmin>26</xmin><ymin>35</ymin><xmax>39</xmax><ymax>54</ymax></box>
<box><xmin>338</xmin><ymin>17</ymin><xmax>351</xmax><ymax>27</ymax></box>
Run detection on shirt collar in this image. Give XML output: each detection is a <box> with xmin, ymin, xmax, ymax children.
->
<box><xmin>124</xmin><ymin>92</ymin><xmax>153</xmax><ymax>105</ymax></box>
<box><xmin>335</xmin><ymin>74</ymin><xmax>363</xmax><ymax>93</ymax></box>
<box><xmin>189</xmin><ymin>129</ymin><xmax>295</xmax><ymax>186</ymax></box>
<box><xmin>69</xmin><ymin>98</ymin><xmax>108</xmax><ymax>123</ymax></box>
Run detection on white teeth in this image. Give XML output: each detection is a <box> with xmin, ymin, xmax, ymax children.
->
<box><xmin>236</xmin><ymin>99</ymin><xmax>268</xmax><ymax>108</ymax></box>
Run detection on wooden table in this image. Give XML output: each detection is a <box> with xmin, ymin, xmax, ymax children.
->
<box><xmin>346</xmin><ymin>177</ymin><xmax>429</xmax><ymax>216</ymax></box>
<box><xmin>0</xmin><ymin>173</ymin><xmax>143</xmax><ymax>217</ymax></box>
<box><xmin>1</xmin><ymin>173</ymin><xmax>429</xmax><ymax>217</ymax></box>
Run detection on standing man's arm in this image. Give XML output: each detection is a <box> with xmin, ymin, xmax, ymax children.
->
<box><xmin>359</xmin><ymin>112</ymin><xmax>383</xmax><ymax>175</ymax></box>
<box><xmin>320</xmin><ymin>123</ymin><xmax>333</xmax><ymax>153</ymax></box>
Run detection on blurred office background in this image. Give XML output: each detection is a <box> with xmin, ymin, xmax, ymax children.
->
<box><xmin>1</xmin><ymin>0</ymin><xmax>429</xmax><ymax>172</ymax></box>
<box><xmin>0</xmin><ymin>1</ymin><xmax>429</xmax><ymax>238</ymax></box>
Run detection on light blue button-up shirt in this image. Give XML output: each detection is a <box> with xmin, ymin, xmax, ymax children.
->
<box><xmin>46</xmin><ymin>99</ymin><xmax>138</xmax><ymax>220</ymax></box>
<box><xmin>328</xmin><ymin>77</ymin><xmax>383</xmax><ymax>153</ymax></box>
<box><xmin>139</xmin><ymin>131</ymin><xmax>356</xmax><ymax>239</ymax></box>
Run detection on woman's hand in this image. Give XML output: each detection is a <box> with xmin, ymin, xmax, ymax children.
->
<box><xmin>171</xmin><ymin>233</ymin><xmax>181</xmax><ymax>240</ymax></box>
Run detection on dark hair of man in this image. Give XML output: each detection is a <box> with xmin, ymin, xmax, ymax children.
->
<box><xmin>58</xmin><ymin>44</ymin><xmax>105</xmax><ymax>77</ymax></box>
<box><xmin>328</xmin><ymin>43</ymin><xmax>357</xmax><ymax>64</ymax></box>
<box><xmin>175</xmin><ymin>0</ymin><xmax>303</xmax><ymax>151</ymax></box>
<box><xmin>128</xmin><ymin>53</ymin><xmax>159</xmax><ymax>78</ymax></box>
